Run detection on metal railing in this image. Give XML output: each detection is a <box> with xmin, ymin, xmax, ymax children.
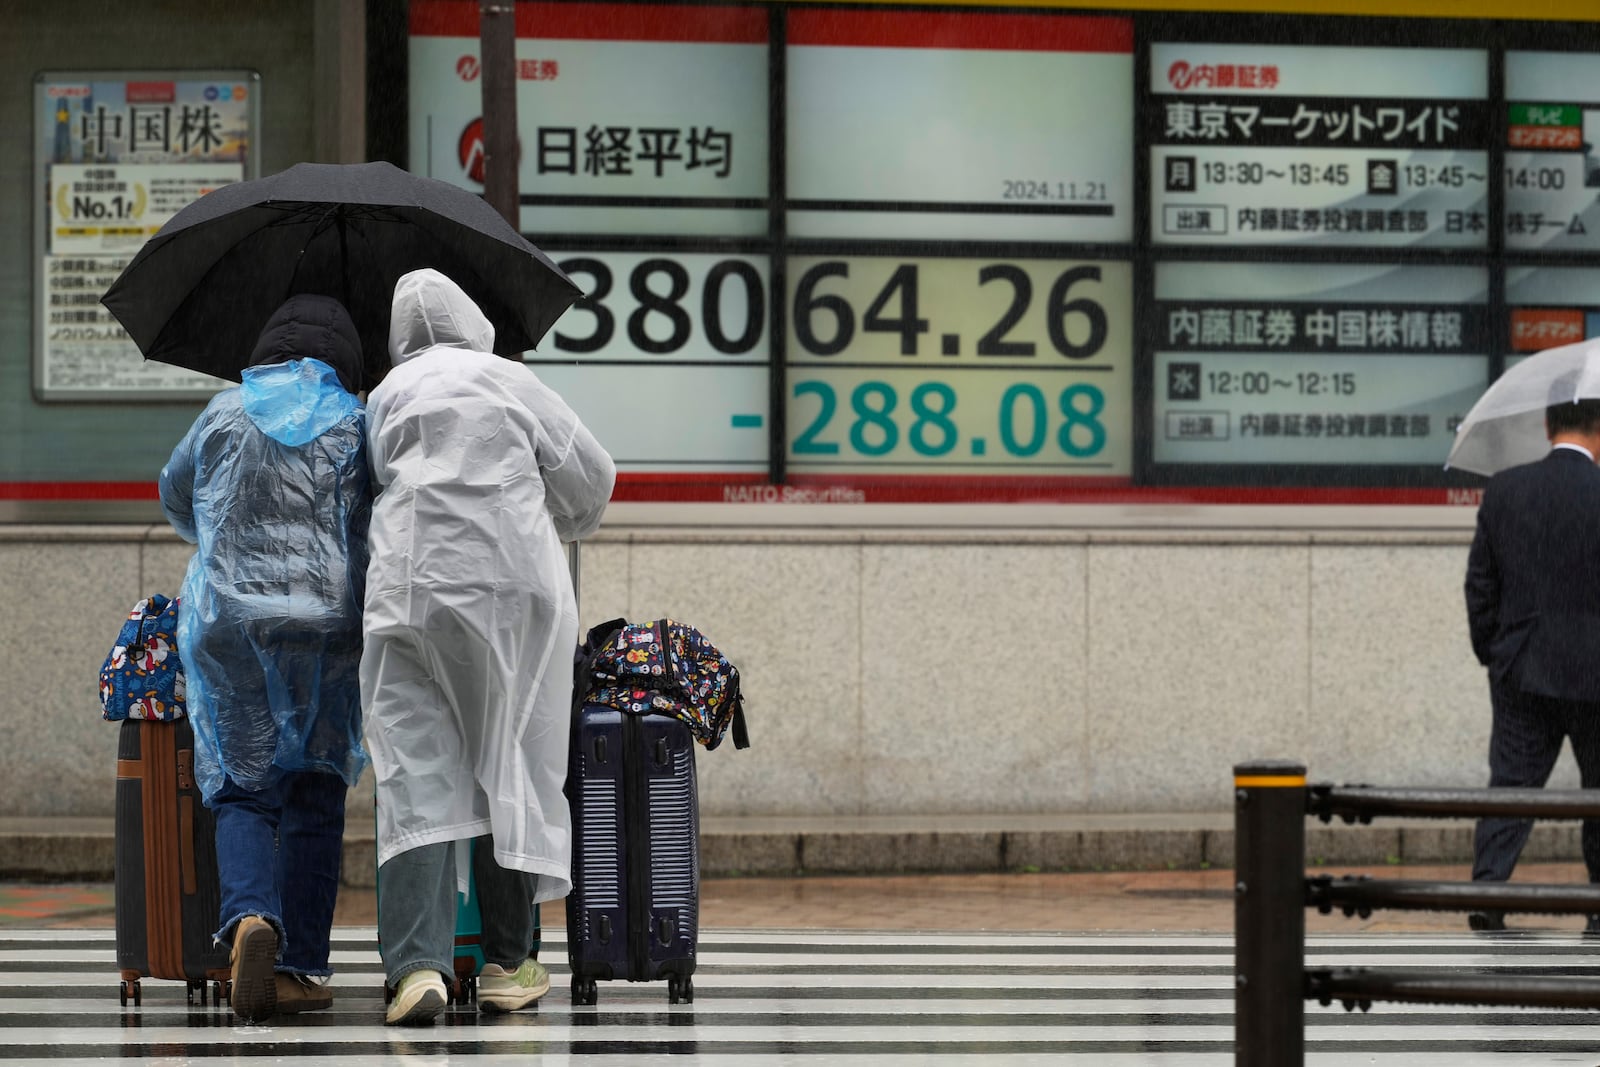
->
<box><xmin>1233</xmin><ymin>759</ymin><xmax>1600</xmax><ymax>1066</ymax></box>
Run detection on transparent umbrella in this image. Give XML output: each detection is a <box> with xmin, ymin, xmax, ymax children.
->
<box><xmin>1446</xmin><ymin>336</ymin><xmax>1600</xmax><ymax>476</ymax></box>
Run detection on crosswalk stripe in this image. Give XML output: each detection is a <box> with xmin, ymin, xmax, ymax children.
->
<box><xmin>5</xmin><ymin>928</ymin><xmax>1600</xmax><ymax>1063</ymax></box>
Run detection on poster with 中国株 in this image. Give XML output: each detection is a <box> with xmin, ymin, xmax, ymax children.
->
<box><xmin>34</xmin><ymin>73</ymin><xmax>256</xmax><ymax>400</ymax></box>
<box><xmin>1152</xmin><ymin>262</ymin><xmax>1489</xmax><ymax>467</ymax></box>
<box><xmin>1149</xmin><ymin>43</ymin><xmax>1489</xmax><ymax>249</ymax></box>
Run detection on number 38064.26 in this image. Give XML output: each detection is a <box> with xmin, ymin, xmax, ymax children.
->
<box><xmin>792</xmin><ymin>262</ymin><xmax>1108</xmax><ymax>360</ymax></box>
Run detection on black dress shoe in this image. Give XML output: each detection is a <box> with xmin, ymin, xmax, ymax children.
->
<box><xmin>1468</xmin><ymin>910</ymin><xmax>1507</xmax><ymax>932</ymax></box>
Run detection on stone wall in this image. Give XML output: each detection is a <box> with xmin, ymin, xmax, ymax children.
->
<box><xmin>6</xmin><ymin>524</ymin><xmax>1532</xmax><ymax>824</ymax></box>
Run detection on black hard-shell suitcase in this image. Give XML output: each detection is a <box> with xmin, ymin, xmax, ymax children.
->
<box><xmin>113</xmin><ymin>717</ymin><xmax>230</xmax><ymax>1006</ymax></box>
<box><xmin>564</xmin><ymin>704</ymin><xmax>700</xmax><ymax>1005</ymax></box>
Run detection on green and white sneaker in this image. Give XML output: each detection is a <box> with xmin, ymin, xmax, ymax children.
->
<box><xmin>385</xmin><ymin>970</ymin><xmax>446</xmax><ymax>1026</ymax></box>
<box><xmin>478</xmin><ymin>958</ymin><xmax>551</xmax><ymax>1013</ymax></box>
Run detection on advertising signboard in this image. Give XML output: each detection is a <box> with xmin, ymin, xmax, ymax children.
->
<box><xmin>33</xmin><ymin>72</ymin><xmax>258</xmax><ymax>400</ymax></box>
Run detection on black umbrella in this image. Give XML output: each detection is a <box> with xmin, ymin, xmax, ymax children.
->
<box><xmin>100</xmin><ymin>161</ymin><xmax>580</xmax><ymax>390</ymax></box>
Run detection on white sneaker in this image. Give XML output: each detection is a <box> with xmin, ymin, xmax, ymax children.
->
<box><xmin>386</xmin><ymin>970</ymin><xmax>446</xmax><ymax>1026</ymax></box>
<box><xmin>478</xmin><ymin>958</ymin><xmax>551</xmax><ymax>1012</ymax></box>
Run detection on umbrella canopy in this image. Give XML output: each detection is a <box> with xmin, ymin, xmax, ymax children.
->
<box><xmin>100</xmin><ymin>161</ymin><xmax>580</xmax><ymax>390</ymax></box>
<box><xmin>1446</xmin><ymin>336</ymin><xmax>1600</xmax><ymax>476</ymax></box>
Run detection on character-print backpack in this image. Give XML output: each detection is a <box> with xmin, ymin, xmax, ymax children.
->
<box><xmin>99</xmin><ymin>594</ymin><xmax>187</xmax><ymax>722</ymax></box>
<box><xmin>575</xmin><ymin>618</ymin><xmax>750</xmax><ymax>751</ymax></box>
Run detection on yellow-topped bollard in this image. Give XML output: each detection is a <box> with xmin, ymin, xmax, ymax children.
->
<box><xmin>1233</xmin><ymin>759</ymin><xmax>1307</xmax><ymax>1067</ymax></box>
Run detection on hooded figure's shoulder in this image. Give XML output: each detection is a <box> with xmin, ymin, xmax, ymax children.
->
<box><xmin>192</xmin><ymin>384</ymin><xmax>246</xmax><ymax>430</ymax></box>
<box><xmin>379</xmin><ymin>345</ymin><xmax>516</xmax><ymax>394</ymax></box>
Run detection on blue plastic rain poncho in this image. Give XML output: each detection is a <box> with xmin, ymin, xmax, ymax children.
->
<box><xmin>159</xmin><ymin>295</ymin><xmax>372</xmax><ymax>803</ymax></box>
<box><xmin>363</xmin><ymin>269</ymin><xmax>614</xmax><ymax>898</ymax></box>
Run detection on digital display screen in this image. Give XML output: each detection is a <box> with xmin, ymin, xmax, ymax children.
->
<box><xmin>786</xmin><ymin>10</ymin><xmax>1133</xmax><ymax>243</ymax></box>
<box><xmin>409</xmin><ymin>1</ymin><xmax>769</xmax><ymax>237</ymax></box>
<box><xmin>1504</xmin><ymin>52</ymin><xmax>1600</xmax><ymax>252</ymax></box>
<box><xmin>1153</xmin><ymin>262</ymin><xmax>1489</xmax><ymax>465</ymax></box>
<box><xmin>1149</xmin><ymin>43</ymin><xmax>1490</xmax><ymax>248</ymax></box>
<box><xmin>528</xmin><ymin>251</ymin><xmax>770</xmax><ymax>471</ymax></box>
<box><xmin>785</xmin><ymin>256</ymin><xmax>1131</xmax><ymax>474</ymax></box>
<box><xmin>1506</xmin><ymin>265</ymin><xmax>1600</xmax><ymax>361</ymax></box>
<box><xmin>384</xmin><ymin>2</ymin><xmax>1600</xmax><ymax>508</ymax></box>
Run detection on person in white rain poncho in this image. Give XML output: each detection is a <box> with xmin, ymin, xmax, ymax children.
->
<box><xmin>363</xmin><ymin>268</ymin><xmax>615</xmax><ymax>1025</ymax></box>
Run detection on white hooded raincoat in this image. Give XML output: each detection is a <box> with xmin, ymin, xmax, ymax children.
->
<box><xmin>363</xmin><ymin>269</ymin><xmax>614</xmax><ymax>901</ymax></box>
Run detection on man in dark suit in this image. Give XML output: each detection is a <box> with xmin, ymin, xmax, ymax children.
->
<box><xmin>1465</xmin><ymin>396</ymin><xmax>1600</xmax><ymax>932</ymax></box>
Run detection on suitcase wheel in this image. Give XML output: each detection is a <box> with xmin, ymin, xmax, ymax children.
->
<box><xmin>668</xmin><ymin>974</ymin><xmax>693</xmax><ymax>1004</ymax></box>
<box><xmin>215</xmin><ymin>980</ymin><xmax>230</xmax><ymax>1006</ymax></box>
<box><xmin>120</xmin><ymin>979</ymin><xmax>141</xmax><ymax>1007</ymax></box>
<box><xmin>186</xmin><ymin>980</ymin><xmax>205</xmax><ymax>1006</ymax></box>
<box><xmin>572</xmin><ymin>976</ymin><xmax>598</xmax><ymax>1006</ymax></box>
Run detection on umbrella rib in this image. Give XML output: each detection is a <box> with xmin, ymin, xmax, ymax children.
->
<box><xmin>254</xmin><ymin>202</ymin><xmax>407</xmax><ymax>226</ymax></box>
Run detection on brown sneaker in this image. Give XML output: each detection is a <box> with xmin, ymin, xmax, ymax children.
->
<box><xmin>274</xmin><ymin>973</ymin><xmax>333</xmax><ymax>1013</ymax></box>
<box><xmin>229</xmin><ymin>916</ymin><xmax>279</xmax><ymax>1022</ymax></box>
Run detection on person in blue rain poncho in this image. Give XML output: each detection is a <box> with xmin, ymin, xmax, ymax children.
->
<box><xmin>159</xmin><ymin>294</ymin><xmax>372</xmax><ymax>1024</ymax></box>
<box><xmin>363</xmin><ymin>269</ymin><xmax>614</xmax><ymax>1026</ymax></box>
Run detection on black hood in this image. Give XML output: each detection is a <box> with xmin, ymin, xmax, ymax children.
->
<box><xmin>247</xmin><ymin>294</ymin><xmax>363</xmax><ymax>394</ymax></box>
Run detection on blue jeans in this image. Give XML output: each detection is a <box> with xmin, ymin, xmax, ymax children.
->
<box><xmin>211</xmin><ymin>770</ymin><xmax>348</xmax><ymax>975</ymax></box>
<box><xmin>377</xmin><ymin>835</ymin><xmax>538</xmax><ymax>985</ymax></box>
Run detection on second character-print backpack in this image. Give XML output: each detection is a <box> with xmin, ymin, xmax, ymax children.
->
<box><xmin>574</xmin><ymin>617</ymin><xmax>750</xmax><ymax>751</ymax></box>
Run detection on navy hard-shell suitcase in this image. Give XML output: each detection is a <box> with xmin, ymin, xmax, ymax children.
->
<box><xmin>113</xmin><ymin>717</ymin><xmax>230</xmax><ymax>1007</ymax></box>
<box><xmin>564</xmin><ymin>705</ymin><xmax>699</xmax><ymax>1005</ymax></box>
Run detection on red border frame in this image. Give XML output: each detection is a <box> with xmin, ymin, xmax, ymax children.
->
<box><xmin>786</xmin><ymin>9</ymin><xmax>1133</xmax><ymax>52</ymax></box>
<box><xmin>3</xmin><ymin>476</ymin><xmax>1478</xmax><ymax>507</ymax></box>
<box><xmin>409</xmin><ymin>0</ymin><xmax>768</xmax><ymax>43</ymax></box>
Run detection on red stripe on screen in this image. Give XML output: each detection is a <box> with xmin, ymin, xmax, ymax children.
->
<box><xmin>785</xmin><ymin>9</ymin><xmax>1132</xmax><ymax>53</ymax></box>
<box><xmin>410</xmin><ymin>0</ymin><xmax>768</xmax><ymax>44</ymax></box>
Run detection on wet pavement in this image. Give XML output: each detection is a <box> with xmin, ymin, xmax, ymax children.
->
<box><xmin>9</xmin><ymin>863</ymin><xmax>1600</xmax><ymax>1064</ymax></box>
<box><xmin>7</xmin><ymin>860</ymin><xmax>1596</xmax><ymax>935</ymax></box>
